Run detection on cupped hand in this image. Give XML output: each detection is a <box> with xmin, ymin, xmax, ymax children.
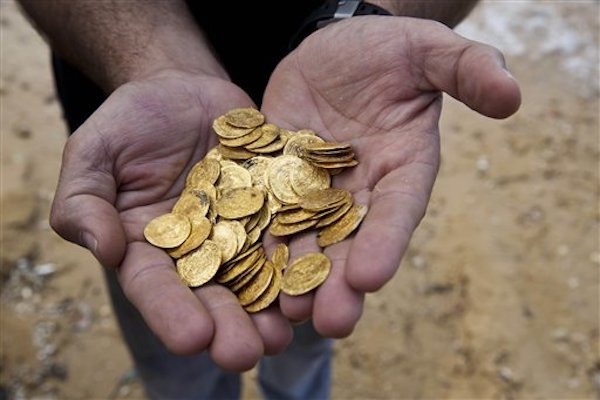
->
<box><xmin>49</xmin><ymin>70</ymin><xmax>292</xmax><ymax>371</ymax></box>
<box><xmin>261</xmin><ymin>17</ymin><xmax>521</xmax><ymax>336</ymax></box>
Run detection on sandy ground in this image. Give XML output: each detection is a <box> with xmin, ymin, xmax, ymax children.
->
<box><xmin>1</xmin><ymin>1</ymin><xmax>598</xmax><ymax>399</ymax></box>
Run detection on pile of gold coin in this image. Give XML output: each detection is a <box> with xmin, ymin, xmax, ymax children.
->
<box><xmin>143</xmin><ymin>108</ymin><xmax>367</xmax><ymax>313</ymax></box>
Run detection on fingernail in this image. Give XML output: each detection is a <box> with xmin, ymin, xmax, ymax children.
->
<box><xmin>503</xmin><ymin>67</ymin><xmax>517</xmax><ymax>82</ymax></box>
<box><xmin>80</xmin><ymin>231</ymin><xmax>98</xmax><ymax>256</ymax></box>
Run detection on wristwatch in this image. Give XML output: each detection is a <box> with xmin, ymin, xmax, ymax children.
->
<box><xmin>289</xmin><ymin>0</ymin><xmax>393</xmax><ymax>50</ymax></box>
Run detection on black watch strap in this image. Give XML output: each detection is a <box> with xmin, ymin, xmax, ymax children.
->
<box><xmin>289</xmin><ymin>0</ymin><xmax>393</xmax><ymax>50</ymax></box>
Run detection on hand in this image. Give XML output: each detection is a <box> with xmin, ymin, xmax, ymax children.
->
<box><xmin>261</xmin><ymin>17</ymin><xmax>521</xmax><ymax>335</ymax></box>
<box><xmin>49</xmin><ymin>70</ymin><xmax>293</xmax><ymax>371</ymax></box>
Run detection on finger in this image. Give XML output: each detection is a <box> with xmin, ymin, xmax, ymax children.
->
<box><xmin>313</xmin><ymin>239</ymin><xmax>364</xmax><ymax>338</ymax></box>
<box><xmin>346</xmin><ymin>162</ymin><xmax>436</xmax><ymax>292</ymax></box>
<box><xmin>414</xmin><ymin>21</ymin><xmax>521</xmax><ymax>118</ymax></box>
<box><xmin>277</xmin><ymin>230</ymin><xmax>320</xmax><ymax>322</ymax></box>
<box><xmin>249</xmin><ymin>307</ymin><xmax>293</xmax><ymax>355</ymax></box>
<box><xmin>194</xmin><ymin>284</ymin><xmax>264</xmax><ymax>372</ymax></box>
<box><xmin>50</xmin><ymin>136</ymin><xmax>126</xmax><ymax>269</ymax></box>
<box><xmin>118</xmin><ymin>242</ymin><xmax>214</xmax><ymax>355</ymax></box>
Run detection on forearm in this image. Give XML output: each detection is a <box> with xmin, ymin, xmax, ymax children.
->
<box><xmin>17</xmin><ymin>0</ymin><xmax>228</xmax><ymax>92</ymax></box>
<box><xmin>370</xmin><ymin>0</ymin><xmax>479</xmax><ymax>27</ymax></box>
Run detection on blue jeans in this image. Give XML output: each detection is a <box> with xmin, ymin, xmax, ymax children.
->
<box><xmin>104</xmin><ymin>269</ymin><xmax>332</xmax><ymax>400</ymax></box>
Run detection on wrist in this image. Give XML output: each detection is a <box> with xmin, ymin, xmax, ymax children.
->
<box><xmin>105</xmin><ymin>18</ymin><xmax>229</xmax><ymax>91</ymax></box>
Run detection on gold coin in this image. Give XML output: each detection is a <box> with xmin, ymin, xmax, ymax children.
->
<box><xmin>315</xmin><ymin>200</ymin><xmax>353</xmax><ymax>228</ymax></box>
<box><xmin>245</xmin><ymin>124</ymin><xmax>280</xmax><ymax>150</ymax></box>
<box><xmin>266</xmin><ymin>190</ymin><xmax>283</xmax><ymax>215</ymax></box>
<box><xmin>216</xmin><ymin>163</ymin><xmax>252</xmax><ymax>190</ymax></box>
<box><xmin>227</xmin><ymin>255</ymin><xmax>266</xmax><ymax>292</ymax></box>
<box><xmin>205</xmin><ymin>146</ymin><xmax>223</xmax><ymax>161</ymax></box>
<box><xmin>224</xmin><ymin>107</ymin><xmax>265</xmax><ymax>129</ymax></box>
<box><xmin>271</xmin><ymin>243</ymin><xmax>289</xmax><ymax>271</ymax></box>
<box><xmin>299</xmin><ymin>188</ymin><xmax>351</xmax><ymax>212</ymax></box>
<box><xmin>236</xmin><ymin>258</ymin><xmax>274</xmax><ymax>306</ymax></box>
<box><xmin>256</xmin><ymin>203</ymin><xmax>273</xmax><ymax>231</ymax></box>
<box><xmin>276</xmin><ymin>208</ymin><xmax>317</xmax><ymax>224</ymax></box>
<box><xmin>216</xmin><ymin>187</ymin><xmax>265</xmax><ymax>219</ymax></box>
<box><xmin>172</xmin><ymin>190</ymin><xmax>211</xmax><ymax>217</ymax></box>
<box><xmin>269</xmin><ymin>218</ymin><xmax>318</xmax><ymax>237</ymax></box>
<box><xmin>217</xmin><ymin>245</ymin><xmax>263</xmax><ymax>283</ymax></box>
<box><xmin>244</xmin><ymin>209</ymin><xmax>262</xmax><ymax>232</ymax></box>
<box><xmin>283</xmin><ymin>133</ymin><xmax>324</xmax><ymax>157</ymax></box>
<box><xmin>226</xmin><ymin>241</ymin><xmax>263</xmax><ymax>265</ymax></box>
<box><xmin>241</xmin><ymin>156</ymin><xmax>273</xmax><ymax>187</ymax></box>
<box><xmin>304</xmin><ymin>152</ymin><xmax>355</xmax><ymax>163</ymax></box>
<box><xmin>244</xmin><ymin>261</ymin><xmax>281</xmax><ymax>313</ymax></box>
<box><xmin>210</xmin><ymin>220</ymin><xmax>243</xmax><ymax>263</ymax></box>
<box><xmin>167</xmin><ymin>215</ymin><xmax>212</xmax><ymax>259</ymax></box>
<box><xmin>176</xmin><ymin>240</ymin><xmax>221</xmax><ymax>287</ymax></box>
<box><xmin>244</xmin><ymin>224</ymin><xmax>262</xmax><ymax>248</ymax></box>
<box><xmin>185</xmin><ymin>158</ymin><xmax>221</xmax><ymax>187</ymax></box>
<box><xmin>281</xmin><ymin>252</ymin><xmax>331</xmax><ymax>296</ymax></box>
<box><xmin>290</xmin><ymin>162</ymin><xmax>331</xmax><ymax>197</ymax></box>
<box><xmin>308</xmin><ymin>159</ymin><xmax>359</xmax><ymax>169</ymax></box>
<box><xmin>217</xmin><ymin>144</ymin><xmax>256</xmax><ymax>160</ymax></box>
<box><xmin>317</xmin><ymin>204</ymin><xmax>368</xmax><ymax>247</ymax></box>
<box><xmin>266</xmin><ymin>155</ymin><xmax>305</xmax><ymax>204</ymax></box>
<box><xmin>250</xmin><ymin>135</ymin><xmax>287</xmax><ymax>154</ymax></box>
<box><xmin>305</xmin><ymin>142</ymin><xmax>352</xmax><ymax>153</ymax></box>
<box><xmin>144</xmin><ymin>213</ymin><xmax>191</xmax><ymax>249</ymax></box>
<box><xmin>213</xmin><ymin>115</ymin><xmax>255</xmax><ymax>139</ymax></box>
<box><xmin>219</xmin><ymin>125</ymin><xmax>264</xmax><ymax>147</ymax></box>
<box><xmin>229</xmin><ymin>220</ymin><xmax>249</xmax><ymax>253</ymax></box>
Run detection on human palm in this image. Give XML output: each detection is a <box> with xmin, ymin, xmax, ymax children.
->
<box><xmin>261</xmin><ymin>17</ymin><xmax>521</xmax><ymax>335</ymax></box>
<box><xmin>50</xmin><ymin>71</ymin><xmax>292</xmax><ymax>370</ymax></box>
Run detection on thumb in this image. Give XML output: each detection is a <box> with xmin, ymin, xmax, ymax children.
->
<box><xmin>50</xmin><ymin>137</ymin><xmax>126</xmax><ymax>269</ymax></box>
<box><xmin>414</xmin><ymin>21</ymin><xmax>522</xmax><ymax>119</ymax></box>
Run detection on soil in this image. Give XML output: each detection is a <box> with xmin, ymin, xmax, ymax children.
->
<box><xmin>1</xmin><ymin>1</ymin><xmax>598</xmax><ymax>399</ymax></box>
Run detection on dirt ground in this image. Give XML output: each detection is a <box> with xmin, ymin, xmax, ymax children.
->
<box><xmin>1</xmin><ymin>1</ymin><xmax>598</xmax><ymax>399</ymax></box>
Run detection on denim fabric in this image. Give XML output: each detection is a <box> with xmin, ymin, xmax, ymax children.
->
<box><xmin>104</xmin><ymin>268</ymin><xmax>331</xmax><ymax>400</ymax></box>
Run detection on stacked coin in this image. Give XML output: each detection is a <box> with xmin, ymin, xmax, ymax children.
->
<box><xmin>143</xmin><ymin>107</ymin><xmax>368</xmax><ymax>312</ymax></box>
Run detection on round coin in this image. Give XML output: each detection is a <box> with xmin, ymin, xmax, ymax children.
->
<box><xmin>176</xmin><ymin>240</ymin><xmax>221</xmax><ymax>287</ymax></box>
<box><xmin>281</xmin><ymin>252</ymin><xmax>331</xmax><ymax>296</ymax></box>
<box><xmin>216</xmin><ymin>187</ymin><xmax>265</xmax><ymax>219</ymax></box>
<box><xmin>224</xmin><ymin>107</ymin><xmax>265</xmax><ymax>128</ymax></box>
<box><xmin>144</xmin><ymin>213</ymin><xmax>191</xmax><ymax>249</ymax></box>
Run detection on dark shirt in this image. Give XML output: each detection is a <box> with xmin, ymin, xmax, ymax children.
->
<box><xmin>52</xmin><ymin>1</ymin><xmax>322</xmax><ymax>132</ymax></box>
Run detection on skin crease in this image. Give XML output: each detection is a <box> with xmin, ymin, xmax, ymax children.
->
<box><xmin>47</xmin><ymin>17</ymin><xmax>520</xmax><ymax>371</ymax></box>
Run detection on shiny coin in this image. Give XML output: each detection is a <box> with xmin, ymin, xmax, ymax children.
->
<box><xmin>299</xmin><ymin>188</ymin><xmax>351</xmax><ymax>212</ymax></box>
<box><xmin>216</xmin><ymin>187</ymin><xmax>265</xmax><ymax>219</ymax></box>
<box><xmin>281</xmin><ymin>252</ymin><xmax>331</xmax><ymax>296</ymax></box>
<box><xmin>144</xmin><ymin>213</ymin><xmax>191</xmax><ymax>249</ymax></box>
<box><xmin>244</xmin><ymin>261</ymin><xmax>281</xmax><ymax>313</ymax></box>
<box><xmin>224</xmin><ymin>107</ymin><xmax>265</xmax><ymax>128</ymax></box>
<box><xmin>176</xmin><ymin>240</ymin><xmax>221</xmax><ymax>287</ymax></box>
<box><xmin>317</xmin><ymin>203</ymin><xmax>368</xmax><ymax>247</ymax></box>
<box><xmin>210</xmin><ymin>220</ymin><xmax>244</xmax><ymax>263</ymax></box>
<box><xmin>269</xmin><ymin>218</ymin><xmax>318</xmax><ymax>237</ymax></box>
<box><xmin>213</xmin><ymin>115</ymin><xmax>255</xmax><ymax>139</ymax></box>
<box><xmin>271</xmin><ymin>243</ymin><xmax>289</xmax><ymax>270</ymax></box>
<box><xmin>172</xmin><ymin>190</ymin><xmax>210</xmax><ymax>217</ymax></box>
<box><xmin>283</xmin><ymin>133</ymin><xmax>324</xmax><ymax>157</ymax></box>
<box><xmin>290</xmin><ymin>163</ymin><xmax>331</xmax><ymax>197</ymax></box>
<box><xmin>185</xmin><ymin>158</ymin><xmax>221</xmax><ymax>187</ymax></box>
<box><xmin>219</xmin><ymin>125</ymin><xmax>264</xmax><ymax>147</ymax></box>
<box><xmin>167</xmin><ymin>215</ymin><xmax>212</xmax><ymax>259</ymax></box>
<box><xmin>217</xmin><ymin>144</ymin><xmax>256</xmax><ymax>160</ymax></box>
<box><xmin>217</xmin><ymin>163</ymin><xmax>252</xmax><ymax>190</ymax></box>
<box><xmin>245</xmin><ymin>124</ymin><xmax>280</xmax><ymax>150</ymax></box>
<box><xmin>236</xmin><ymin>258</ymin><xmax>274</xmax><ymax>306</ymax></box>
<box><xmin>266</xmin><ymin>155</ymin><xmax>305</xmax><ymax>204</ymax></box>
